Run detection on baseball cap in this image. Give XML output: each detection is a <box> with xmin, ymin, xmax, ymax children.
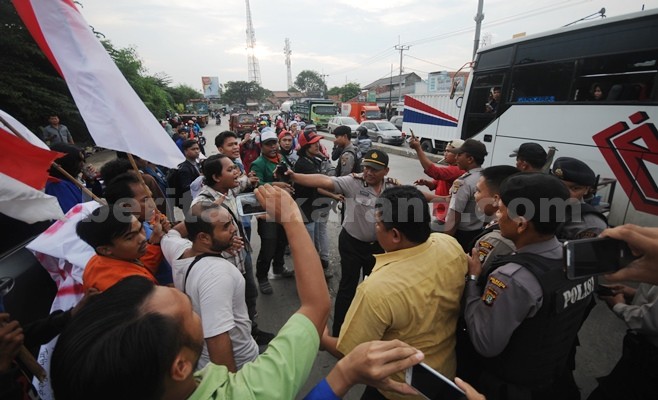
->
<box><xmin>278</xmin><ymin>130</ymin><xmax>292</xmax><ymax>140</ymax></box>
<box><xmin>298</xmin><ymin>130</ymin><xmax>322</xmax><ymax>148</ymax></box>
<box><xmin>289</xmin><ymin>121</ymin><xmax>298</xmax><ymax>127</ymax></box>
<box><xmin>510</xmin><ymin>142</ymin><xmax>547</xmax><ymax>165</ymax></box>
<box><xmin>453</xmin><ymin>139</ymin><xmax>488</xmax><ymax>159</ymax></box>
<box><xmin>260</xmin><ymin>129</ymin><xmax>278</xmax><ymax>143</ymax></box>
<box><xmin>362</xmin><ymin>149</ymin><xmax>389</xmax><ymax>170</ymax></box>
<box><xmin>304</xmin><ymin>124</ymin><xmax>317</xmax><ymax>133</ymax></box>
<box><xmin>447</xmin><ymin>139</ymin><xmax>464</xmax><ymax>150</ymax></box>
<box><xmin>551</xmin><ymin>157</ymin><xmax>597</xmax><ymax>187</ymax></box>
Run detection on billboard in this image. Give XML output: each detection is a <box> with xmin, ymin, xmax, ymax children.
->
<box><xmin>202</xmin><ymin>76</ymin><xmax>220</xmax><ymax>98</ymax></box>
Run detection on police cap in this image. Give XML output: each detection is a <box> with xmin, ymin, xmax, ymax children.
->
<box><xmin>551</xmin><ymin>157</ymin><xmax>597</xmax><ymax>187</ymax></box>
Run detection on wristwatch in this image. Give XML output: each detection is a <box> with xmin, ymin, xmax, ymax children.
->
<box><xmin>465</xmin><ymin>274</ymin><xmax>478</xmax><ymax>282</ymax></box>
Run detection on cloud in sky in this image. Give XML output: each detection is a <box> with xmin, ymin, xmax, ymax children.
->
<box><xmin>77</xmin><ymin>0</ymin><xmax>655</xmax><ymax>91</ymax></box>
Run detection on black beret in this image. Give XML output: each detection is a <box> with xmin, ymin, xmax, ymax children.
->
<box><xmin>500</xmin><ymin>173</ymin><xmax>570</xmax><ymax>224</ymax></box>
<box><xmin>551</xmin><ymin>157</ymin><xmax>597</xmax><ymax>187</ymax></box>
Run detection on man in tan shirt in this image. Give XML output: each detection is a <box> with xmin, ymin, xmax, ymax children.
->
<box><xmin>321</xmin><ymin>185</ymin><xmax>467</xmax><ymax>400</ymax></box>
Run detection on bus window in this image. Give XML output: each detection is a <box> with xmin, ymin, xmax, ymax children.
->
<box><xmin>462</xmin><ymin>73</ymin><xmax>506</xmax><ymax>139</ymax></box>
<box><xmin>509</xmin><ymin>62</ymin><xmax>574</xmax><ymax>103</ymax></box>
<box><xmin>573</xmin><ymin>50</ymin><xmax>658</xmax><ymax>102</ymax></box>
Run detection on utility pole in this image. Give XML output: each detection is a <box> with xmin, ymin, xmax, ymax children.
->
<box><xmin>388</xmin><ymin>64</ymin><xmax>393</xmax><ymax>118</ymax></box>
<box><xmin>319</xmin><ymin>73</ymin><xmax>328</xmax><ymax>98</ymax></box>
<box><xmin>395</xmin><ymin>43</ymin><xmax>410</xmax><ymax>107</ymax></box>
<box><xmin>472</xmin><ymin>0</ymin><xmax>485</xmax><ymax>60</ymax></box>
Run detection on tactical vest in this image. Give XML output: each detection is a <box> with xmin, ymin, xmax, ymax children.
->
<box><xmin>482</xmin><ymin>253</ymin><xmax>594</xmax><ymax>389</ymax></box>
<box><xmin>556</xmin><ymin>202</ymin><xmax>608</xmax><ymax>240</ymax></box>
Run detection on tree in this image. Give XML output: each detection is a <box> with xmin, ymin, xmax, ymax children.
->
<box><xmin>167</xmin><ymin>85</ymin><xmax>203</xmax><ymax>105</ymax></box>
<box><xmin>101</xmin><ymin>40</ymin><xmax>175</xmax><ymax>119</ymax></box>
<box><xmin>327</xmin><ymin>87</ymin><xmax>341</xmax><ymax>96</ymax></box>
<box><xmin>222</xmin><ymin>81</ymin><xmax>272</xmax><ymax>105</ymax></box>
<box><xmin>0</xmin><ymin>0</ymin><xmax>91</xmax><ymax>143</ymax></box>
<box><xmin>294</xmin><ymin>70</ymin><xmax>326</xmax><ymax>94</ymax></box>
<box><xmin>339</xmin><ymin>83</ymin><xmax>361</xmax><ymax>102</ymax></box>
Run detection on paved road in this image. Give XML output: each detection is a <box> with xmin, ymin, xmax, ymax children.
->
<box><xmin>87</xmin><ymin>118</ymin><xmax>624</xmax><ymax>399</ymax></box>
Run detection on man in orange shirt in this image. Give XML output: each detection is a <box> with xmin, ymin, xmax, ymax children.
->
<box><xmin>76</xmin><ymin>205</ymin><xmax>163</xmax><ymax>291</ymax></box>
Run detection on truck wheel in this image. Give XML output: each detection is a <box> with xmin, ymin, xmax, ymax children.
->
<box><xmin>421</xmin><ymin>139</ymin><xmax>434</xmax><ymax>153</ymax></box>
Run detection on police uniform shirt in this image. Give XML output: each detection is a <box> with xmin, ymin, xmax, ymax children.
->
<box><xmin>475</xmin><ymin>228</ymin><xmax>516</xmax><ymax>278</ymax></box>
<box><xmin>463</xmin><ymin>237</ymin><xmax>562</xmax><ymax>357</ymax></box>
<box><xmin>612</xmin><ymin>283</ymin><xmax>658</xmax><ymax>347</ymax></box>
<box><xmin>448</xmin><ymin>168</ymin><xmax>485</xmax><ymax>231</ymax></box>
<box><xmin>558</xmin><ymin>204</ymin><xmax>608</xmax><ymax>240</ymax></box>
<box><xmin>332</xmin><ymin>175</ymin><xmax>391</xmax><ymax>242</ymax></box>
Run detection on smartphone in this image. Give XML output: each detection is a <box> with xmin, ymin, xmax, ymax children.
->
<box><xmin>410</xmin><ymin>129</ymin><xmax>416</xmax><ymax>139</ymax></box>
<box><xmin>564</xmin><ymin>237</ymin><xmax>639</xmax><ymax>280</ymax></box>
<box><xmin>595</xmin><ymin>285</ymin><xmax>615</xmax><ymax>297</ymax></box>
<box><xmin>405</xmin><ymin>363</ymin><xmax>465</xmax><ymax>400</ymax></box>
<box><xmin>236</xmin><ymin>193</ymin><xmax>266</xmax><ymax>217</ymax></box>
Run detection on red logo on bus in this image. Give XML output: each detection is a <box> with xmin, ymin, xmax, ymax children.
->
<box><xmin>593</xmin><ymin>112</ymin><xmax>658</xmax><ymax>215</ymax></box>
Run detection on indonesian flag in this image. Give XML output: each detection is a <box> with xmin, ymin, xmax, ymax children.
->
<box><xmin>0</xmin><ymin>109</ymin><xmax>65</xmax><ymax>223</ymax></box>
<box><xmin>12</xmin><ymin>0</ymin><xmax>185</xmax><ymax>168</ymax></box>
<box><xmin>27</xmin><ymin>201</ymin><xmax>99</xmax><ymax>400</ymax></box>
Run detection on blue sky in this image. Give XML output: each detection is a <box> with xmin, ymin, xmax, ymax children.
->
<box><xmin>79</xmin><ymin>0</ymin><xmax>657</xmax><ymax>91</ymax></box>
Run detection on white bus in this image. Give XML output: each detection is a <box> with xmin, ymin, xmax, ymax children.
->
<box><xmin>457</xmin><ymin>9</ymin><xmax>658</xmax><ymax>226</ymax></box>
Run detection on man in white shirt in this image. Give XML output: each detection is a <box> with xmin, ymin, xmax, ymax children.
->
<box><xmin>161</xmin><ymin>202</ymin><xmax>258</xmax><ymax>371</ymax></box>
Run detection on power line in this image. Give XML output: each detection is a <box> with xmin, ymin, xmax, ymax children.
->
<box><xmin>326</xmin><ymin>47</ymin><xmax>397</xmax><ymax>77</ymax></box>
<box><xmin>326</xmin><ymin>0</ymin><xmax>590</xmax><ymax>85</ymax></box>
<box><xmin>405</xmin><ymin>54</ymin><xmax>457</xmax><ymax>70</ymax></box>
<box><xmin>404</xmin><ymin>0</ymin><xmax>590</xmax><ymax>47</ymax></box>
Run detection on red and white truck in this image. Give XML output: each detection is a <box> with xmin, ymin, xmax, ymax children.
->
<box><xmin>401</xmin><ymin>93</ymin><xmax>462</xmax><ymax>153</ymax></box>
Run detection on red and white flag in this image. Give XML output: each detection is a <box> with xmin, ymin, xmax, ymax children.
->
<box><xmin>0</xmin><ymin>109</ymin><xmax>65</xmax><ymax>223</ymax></box>
<box><xmin>12</xmin><ymin>0</ymin><xmax>185</xmax><ymax>168</ymax></box>
<box><xmin>27</xmin><ymin>201</ymin><xmax>99</xmax><ymax>400</ymax></box>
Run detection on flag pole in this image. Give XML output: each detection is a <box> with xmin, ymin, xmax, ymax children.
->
<box><xmin>0</xmin><ymin>115</ymin><xmax>105</xmax><ymax>205</ymax></box>
<box><xmin>126</xmin><ymin>153</ymin><xmax>149</xmax><ymax>190</ymax></box>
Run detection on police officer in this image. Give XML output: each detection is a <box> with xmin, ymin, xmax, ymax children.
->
<box><xmin>445</xmin><ymin>139</ymin><xmax>488</xmax><ymax>252</ymax></box>
<box><xmin>287</xmin><ymin>150</ymin><xmax>397</xmax><ymax>336</ymax></box>
<box><xmin>463</xmin><ymin>173</ymin><xmax>594</xmax><ymax>400</ymax></box>
<box><xmin>509</xmin><ymin>142</ymin><xmax>547</xmax><ymax>173</ymax></box>
<box><xmin>551</xmin><ymin>157</ymin><xmax>607</xmax><ymax>240</ymax></box>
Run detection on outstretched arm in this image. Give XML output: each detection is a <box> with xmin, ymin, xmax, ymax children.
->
<box><xmin>287</xmin><ymin>171</ymin><xmax>336</xmax><ymax>192</ymax></box>
<box><xmin>317</xmin><ymin>340</ymin><xmax>424</xmax><ymax>398</ymax></box>
<box><xmin>254</xmin><ymin>185</ymin><xmax>330</xmax><ymax>336</ymax></box>
<box><xmin>409</xmin><ymin>137</ymin><xmax>434</xmax><ymax>171</ymax></box>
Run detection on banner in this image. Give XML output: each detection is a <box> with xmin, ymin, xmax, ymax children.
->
<box><xmin>202</xmin><ymin>76</ymin><xmax>220</xmax><ymax>98</ymax></box>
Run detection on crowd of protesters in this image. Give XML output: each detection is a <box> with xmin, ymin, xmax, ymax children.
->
<box><xmin>2</xmin><ymin>112</ymin><xmax>656</xmax><ymax>400</ymax></box>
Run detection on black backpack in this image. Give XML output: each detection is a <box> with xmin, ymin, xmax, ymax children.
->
<box><xmin>166</xmin><ymin>163</ymin><xmax>184</xmax><ymax>208</ymax></box>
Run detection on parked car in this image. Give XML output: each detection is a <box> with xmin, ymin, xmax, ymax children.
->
<box><xmin>360</xmin><ymin>120</ymin><xmax>405</xmax><ymax>146</ymax></box>
<box><xmin>390</xmin><ymin>115</ymin><xmax>403</xmax><ymax>131</ymax></box>
<box><xmin>327</xmin><ymin>116</ymin><xmax>360</xmax><ymax>136</ymax></box>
